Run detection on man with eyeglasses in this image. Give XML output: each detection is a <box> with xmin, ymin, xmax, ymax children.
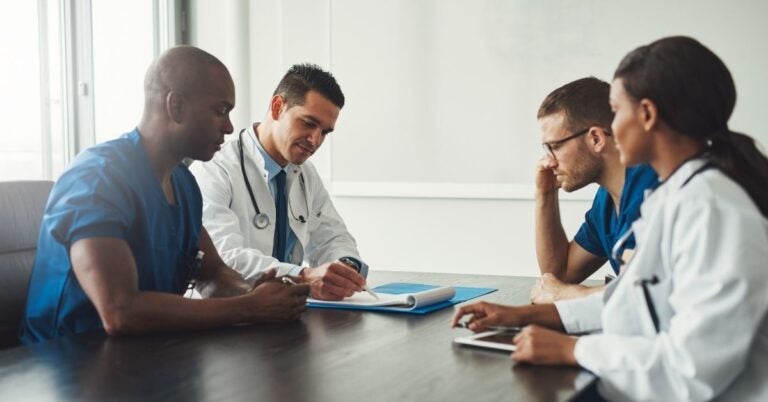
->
<box><xmin>529</xmin><ymin>77</ymin><xmax>658</xmax><ymax>303</ymax></box>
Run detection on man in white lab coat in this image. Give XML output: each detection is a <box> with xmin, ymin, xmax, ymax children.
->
<box><xmin>190</xmin><ymin>64</ymin><xmax>368</xmax><ymax>301</ymax></box>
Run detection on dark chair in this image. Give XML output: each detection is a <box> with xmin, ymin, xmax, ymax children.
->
<box><xmin>0</xmin><ymin>180</ymin><xmax>53</xmax><ymax>349</ymax></box>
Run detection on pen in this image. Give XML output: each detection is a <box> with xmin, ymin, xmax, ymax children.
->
<box><xmin>281</xmin><ymin>276</ymin><xmax>298</xmax><ymax>286</ymax></box>
<box><xmin>362</xmin><ymin>283</ymin><xmax>380</xmax><ymax>300</ymax></box>
<box><xmin>635</xmin><ymin>275</ymin><xmax>660</xmax><ymax>333</ymax></box>
<box><xmin>186</xmin><ymin>250</ymin><xmax>205</xmax><ymax>291</ymax></box>
<box><xmin>336</xmin><ymin>257</ymin><xmax>379</xmax><ymax>300</ymax></box>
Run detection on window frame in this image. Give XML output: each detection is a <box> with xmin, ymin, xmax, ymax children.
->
<box><xmin>32</xmin><ymin>0</ymin><xmax>187</xmax><ymax>179</ymax></box>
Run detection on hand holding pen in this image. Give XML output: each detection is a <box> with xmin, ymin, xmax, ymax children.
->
<box><xmin>337</xmin><ymin>257</ymin><xmax>378</xmax><ymax>300</ymax></box>
<box><xmin>301</xmin><ymin>260</ymin><xmax>377</xmax><ymax>301</ymax></box>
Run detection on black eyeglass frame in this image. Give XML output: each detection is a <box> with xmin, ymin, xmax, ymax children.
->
<box><xmin>541</xmin><ymin>126</ymin><xmax>612</xmax><ymax>159</ymax></box>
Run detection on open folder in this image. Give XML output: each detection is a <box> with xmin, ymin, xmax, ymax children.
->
<box><xmin>307</xmin><ymin>282</ymin><xmax>496</xmax><ymax>315</ymax></box>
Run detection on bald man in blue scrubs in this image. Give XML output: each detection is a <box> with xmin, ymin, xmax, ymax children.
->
<box><xmin>20</xmin><ymin>46</ymin><xmax>309</xmax><ymax>344</ymax></box>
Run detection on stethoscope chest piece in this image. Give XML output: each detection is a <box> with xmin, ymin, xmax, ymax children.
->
<box><xmin>239</xmin><ymin>128</ymin><xmax>311</xmax><ymax>230</ymax></box>
<box><xmin>253</xmin><ymin>212</ymin><xmax>270</xmax><ymax>229</ymax></box>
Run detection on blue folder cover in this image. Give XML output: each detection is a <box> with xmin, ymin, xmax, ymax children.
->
<box><xmin>307</xmin><ymin>282</ymin><xmax>497</xmax><ymax>315</ymax></box>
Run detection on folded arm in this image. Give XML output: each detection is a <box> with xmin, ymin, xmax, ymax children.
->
<box><xmin>534</xmin><ymin>176</ymin><xmax>606</xmax><ymax>283</ymax></box>
<box><xmin>194</xmin><ymin>227</ymin><xmax>252</xmax><ymax>298</ymax></box>
<box><xmin>70</xmin><ymin>235</ymin><xmax>309</xmax><ymax>336</ymax></box>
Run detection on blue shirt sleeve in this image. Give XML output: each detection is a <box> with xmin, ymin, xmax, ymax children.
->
<box><xmin>47</xmin><ymin>164</ymin><xmax>135</xmax><ymax>247</ymax></box>
<box><xmin>573</xmin><ymin>206</ymin><xmax>608</xmax><ymax>258</ymax></box>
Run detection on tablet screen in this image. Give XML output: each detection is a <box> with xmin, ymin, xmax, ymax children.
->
<box><xmin>453</xmin><ymin>329</ymin><xmax>520</xmax><ymax>352</ymax></box>
<box><xmin>474</xmin><ymin>332</ymin><xmax>517</xmax><ymax>345</ymax></box>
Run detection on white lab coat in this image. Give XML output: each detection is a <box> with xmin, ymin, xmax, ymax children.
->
<box><xmin>188</xmin><ymin>125</ymin><xmax>365</xmax><ymax>281</ymax></box>
<box><xmin>555</xmin><ymin>158</ymin><xmax>768</xmax><ymax>401</ymax></box>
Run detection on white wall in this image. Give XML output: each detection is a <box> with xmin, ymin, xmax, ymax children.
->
<box><xmin>92</xmin><ymin>0</ymin><xmax>155</xmax><ymax>144</ymax></box>
<box><xmin>189</xmin><ymin>0</ymin><xmax>768</xmax><ymax>277</ymax></box>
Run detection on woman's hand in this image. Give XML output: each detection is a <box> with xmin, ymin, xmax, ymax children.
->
<box><xmin>512</xmin><ymin>325</ymin><xmax>578</xmax><ymax>366</ymax></box>
<box><xmin>451</xmin><ymin>301</ymin><xmax>522</xmax><ymax>332</ymax></box>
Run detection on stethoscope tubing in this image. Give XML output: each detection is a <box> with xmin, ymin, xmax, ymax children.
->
<box><xmin>238</xmin><ymin>128</ymin><xmax>311</xmax><ymax>229</ymax></box>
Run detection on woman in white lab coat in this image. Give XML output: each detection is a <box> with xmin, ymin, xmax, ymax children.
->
<box><xmin>453</xmin><ymin>36</ymin><xmax>768</xmax><ymax>401</ymax></box>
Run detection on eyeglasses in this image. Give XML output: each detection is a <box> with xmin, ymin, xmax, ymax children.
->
<box><xmin>541</xmin><ymin>127</ymin><xmax>612</xmax><ymax>160</ymax></box>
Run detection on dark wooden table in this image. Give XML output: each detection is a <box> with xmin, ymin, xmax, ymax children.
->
<box><xmin>0</xmin><ymin>272</ymin><xmax>596</xmax><ymax>402</ymax></box>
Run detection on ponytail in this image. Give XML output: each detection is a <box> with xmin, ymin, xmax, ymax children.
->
<box><xmin>709</xmin><ymin>130</ymin><xmax>768</xmax><ymax>217</ymax></box>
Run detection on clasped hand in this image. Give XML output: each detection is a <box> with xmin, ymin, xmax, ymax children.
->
<box><xmin>245</xmin><ymin>269</ymin><xmax>309</xmax><ymax>322</ymax></box>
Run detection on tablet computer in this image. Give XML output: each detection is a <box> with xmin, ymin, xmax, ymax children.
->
<box><xmin>453</xmin><ymin>329</ymin><xmax>520</xmax><ymax>352</ymax></box>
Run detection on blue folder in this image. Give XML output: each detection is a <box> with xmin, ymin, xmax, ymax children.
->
<box><xmin>307</xmin><ymin>282</ymin><xmax>497</xmax><ymax>315</ymax></box>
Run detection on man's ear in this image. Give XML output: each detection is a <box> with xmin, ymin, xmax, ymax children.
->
<box><xmin>269</xmin><ymin>95</ymin><xmax>286</xmax><ymax>121</ymax></box>
<box><xmin>587</xmin><ymin>126</ymin><xmax>611</xmax><ymax>153</ymax></box>
<box><xmin>639</xmin><ymin>98</ymin><xmax>659</xmax><ymax>132</ymax></box>
<box><xmin>167</xmin><ymin>91</ymin><xmax>185</xmax><ymax>123</ymax></box>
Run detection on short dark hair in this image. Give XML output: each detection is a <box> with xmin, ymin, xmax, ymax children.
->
<box><xmin>273</xmin><ymin>63</ymin><xmax>345</xmax><ymax>109</ymax></box>
<box><xmin>537</xmin><ymin>77</ymin><xmax>613</xmax><ymax>132</ymax></box>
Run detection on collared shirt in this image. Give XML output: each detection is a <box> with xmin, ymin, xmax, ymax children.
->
<box><xmin>20</xmin><ymin>129</ymin><xmax>202</xmax><ymax>344</ymax></box>
<box><xmin>573</xmin><ymin>164</ymin><xmax>658</xmax><ymax>273</ymax></box>
<box><xmin>189</xmin><ymin>124</ymin><xmax>368</xmax><ymax>282</ymax></box>
<box><xmin>252</xmin><ymin>134</ymin><xmax>299</xmax><ymax>264</ymax></box>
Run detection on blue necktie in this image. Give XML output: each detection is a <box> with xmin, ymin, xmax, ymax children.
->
<box><xmin>272</xmin><ymin>170</ymin><xmax>288</xmax><ymax>261</ymax></box>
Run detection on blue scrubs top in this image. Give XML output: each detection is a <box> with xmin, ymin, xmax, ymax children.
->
<box><xmin>20</xmin><ymin>129</ymin><xmax>203</xmax><ymax>344</ymax></box>
<box><xmin>573</xmin><ymin>164</ymin><xmax>658</xmax><ymax>274</ymax></box>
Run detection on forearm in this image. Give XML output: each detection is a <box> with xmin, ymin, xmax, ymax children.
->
<box><xmin>518</xmin><ymin>303</ymin><xmax>565</xmax><ymax>331</ymax></box>
<box><xmin>195</xmin><ymin>185</ymin><xmax>298</xmax><ymax>279</ymax></box>
<box><xmin>558</xmin><ymin>283</ymin><xmax>604</xmax><ymax>300</ymax></box>
<box><xmin>196</xmin><ymin>264</ymin><xmax>251</xmax><ymax>298</ymax></box>
<box><xmin>534</xmin><ymin>190</ymin><xmax>570</xmax><ymax>278</ymax></box>
<box><xmin>220</xmin><ymin>245</ymin><xmax>301</xmax><ymax>280</ymax></box>
<box><xmin>197</xmin><ymin>226</ymin><xmax>293</xmax><ymax>289</ymax></box>
<box><xmin>100</xmin><ymin>291</ymin><xmax>250</xmax><ymax>335</ymax></box>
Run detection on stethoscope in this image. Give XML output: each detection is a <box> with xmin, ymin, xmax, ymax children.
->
<box><xmin>608</xmin><ymin>157</ymin><xmax>715</xmax><ymax>333</ymax></box>
<box><xmin>238</xmin><ymin>128</ymin><xmax>312</xmax><ymax>229</ymax></box>
<box><xmin>611</xmin><ymin>157</ymin><xmax>715</xmax><ymax>267</ymax></box>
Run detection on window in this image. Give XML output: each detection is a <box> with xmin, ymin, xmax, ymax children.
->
<box><xmin>0</xmin><ymin>0</ymin><xmax>182</xmax><ymax>182</ymax></box>
<box><xmin>0</xmin><ymin>0</ymin><xmax>66</xmax><ymax>181</ymax></box>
